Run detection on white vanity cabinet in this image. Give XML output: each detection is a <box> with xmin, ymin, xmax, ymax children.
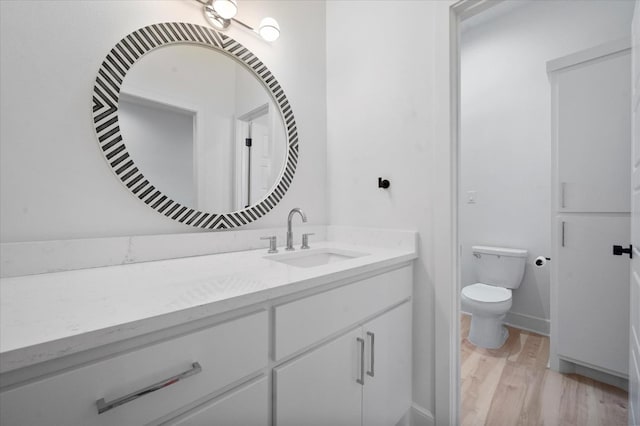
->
<box><xmin>273</xmin><ymin>266</ymin><xmax>413</xmax><ymax>426</ymax></box>
<box><xmin>0</xmin><ymin>256</ymin><xmax>415</xmax><ymax>426</ymax></box>
<box><xmin>274</xmin><ymin>301</ymin><xmax>411</xmax><ymax>426</ymax></box>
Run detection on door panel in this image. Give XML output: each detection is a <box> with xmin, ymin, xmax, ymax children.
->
<box><xmin>557</xmin><ymin>215</ymin><xmax>630</xmax><ymax>376</ymax></box>
<box><xmin>274</xmin><ymin>329</ymin><xmax>362</xmax><ymax>426</ymax></box>
<box><xmin>557</xmin><ymin>52</ymin><xmax>631</xmax><ymax>212</ymax></box>
<box><xmin>362</xmin><ymin>302</ymin><xmax>412</xmax><ymax>426</ymax></box>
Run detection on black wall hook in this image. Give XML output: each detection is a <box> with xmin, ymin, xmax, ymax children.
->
<box><xmin>378</xmin><ymin>177</ymin><xmax>390</xmax><ymax>189</ymax></box>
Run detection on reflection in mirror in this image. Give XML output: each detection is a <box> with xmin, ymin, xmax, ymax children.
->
<box><xmin>118</xmin><ymin>44</ymin><xmax>286</xmax><ymax>213</ymax></box>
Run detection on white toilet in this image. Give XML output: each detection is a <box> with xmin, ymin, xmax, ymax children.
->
<box><xmin>461</xmin><ymin>245</ymin><xmax>528</xmax><ymax>349</ymax></box>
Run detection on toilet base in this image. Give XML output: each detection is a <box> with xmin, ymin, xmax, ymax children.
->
<box><xmin>467</xmin><ymin>314</ymin><xmax>509</xmax><ymax>349</ymax></box>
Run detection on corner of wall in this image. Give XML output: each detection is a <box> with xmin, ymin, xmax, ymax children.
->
<box><xmin>410</xmin><ymin>403</ymin><xmax>435</xmax><ymax>426</ymax></box>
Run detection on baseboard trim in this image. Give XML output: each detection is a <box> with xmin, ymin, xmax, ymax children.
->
<box><xmin>410</xmin><ymin>403</ymin><xmax>435</xmax><ymax>426</ymax></box>
<box><xmin>504</xmin><ymin>311</ymin><xmax>550</xmax><ymax>336</ymax></box>
<box><xmin>461</xmin><ymin>310</ymin><xmax>549</xmax><ymax>336</ymax></box>
<box><xmin>557</xmin><ymin>358</ymin><xmax>629</xmax><ymax>391</ymax></box>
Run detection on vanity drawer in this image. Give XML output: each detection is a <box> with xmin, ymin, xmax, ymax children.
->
<box><xmin>163</xmin><ymin>376</ymin><xmax>268</xmax><ymax>426</ymax></box>
<box><xmin>0</xmin><ymin>310</ymin><xmax>268</xmax><ymax>426</ymax></box>
<box><xmin>274</xmin><ymin>265</ymin><xmax>412</xmax><ymax>360</ymax></box>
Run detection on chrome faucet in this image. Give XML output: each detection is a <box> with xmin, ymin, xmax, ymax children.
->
<box><xmin>286</xmin><ymin>208</ymin><xmax>307</xmax><ymax>250</ymax></box>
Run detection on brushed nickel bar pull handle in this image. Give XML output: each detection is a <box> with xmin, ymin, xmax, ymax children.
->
<box><xmin>366</xmin><ymin>331</ymin><xmax>375</xmax><ymax>377</ymax></box>
<box><xmin>561</xmin><ymin>182</ymin><xmax>566</xmax><ymax>209</ymax></box>
<box><xmin>356</xmin><ymin>337</ymin><xmax>365</xmax><ymax>385</ymax></box>
<box><xmin>561</xmin><ymin>221</ymin><xmax>566</xmax><ymax>247</ymax></box>
<box><xmin>96</xmin><ymin>362</ymin><xmax>202</xmax><ymax>414</ymax></box>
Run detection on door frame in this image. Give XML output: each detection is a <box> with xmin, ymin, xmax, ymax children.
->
<box><xmin>433</xmin><ymin>1</ymin><xmax>505</xmax><ymax>425</ymax></box>
<box><xmin>439</xmin><ymin>3</ymin><xmax>633</xmax><ymax>425</ymax></box>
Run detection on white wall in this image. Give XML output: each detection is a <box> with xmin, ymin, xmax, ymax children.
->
<box><xmin>326</xmin><ymin>0</ymin><xmax>439</xmax><ymax>416</ymax></box>
<box><xmin>327</xmin><ymin>0</ymin><xmax>634</xmax><ymax>419</ymax></box>
<box><xmin>0</xmin><ymin>0</ymin><xmax>326</xmax><ymax>242</ymax></box>
<box><xmin>460</xmin><ymin>0</ymin><xmax>634</xmax><ymax>332</ymax></box>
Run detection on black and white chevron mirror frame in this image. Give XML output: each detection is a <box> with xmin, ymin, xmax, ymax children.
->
<box><xmin>92</xmin><ymin>23</ymin><xmax>298</xmax><ymax>229</ymax></box>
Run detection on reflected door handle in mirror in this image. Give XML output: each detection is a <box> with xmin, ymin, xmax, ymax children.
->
<box><xmin>261</xmin><ymin>236</ymin><xmax>278</xmax><ymax>253</ymax></box>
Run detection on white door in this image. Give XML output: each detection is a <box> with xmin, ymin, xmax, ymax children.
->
<box><xmin>629</xmin><ymin>2</ymin><xmax>640</xmax><ymax>424</ymax></box>
<box><xmin>362</xmin><ymin>302</ymin><xmax>412</xmax><ymax>426</ymax></box>
<box><xmin>250</xmin><ymin>114</ymin><xmax>272</xmax><ymax>201</ymax></box>
<box><xmin>274</xmin><ymin>328</ymin><xmax>363</xmax><ymax>426</ymax></box>
<box><xmin>556</xmin><ymin>48</ymin><xmax>631</xmax><ymax>212</ymax></box>
<box><xmin>557</xmin><ymin>215</ymin><xmax>629</xmax><ymax>376</ymax></box>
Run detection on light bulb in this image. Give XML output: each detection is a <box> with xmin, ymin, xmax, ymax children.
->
<box><xmin>212</xmin><ymin>0</ymin><xmax>238</xmax><ymax>20</ymax></box>
<box><xmin>258</xmin><ymin>17</ymin><xmax>280</xmax><ymax>42</ymax></box>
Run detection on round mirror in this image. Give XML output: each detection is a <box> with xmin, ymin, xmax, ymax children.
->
<box><xmin>92</xmin><ymin>23</ymin><xmax>298</xmax><ymax>229</ymax></box>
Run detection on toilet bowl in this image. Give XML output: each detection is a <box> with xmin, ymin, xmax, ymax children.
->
<box><xmin>462</xmin><ymin>246</ymin><xmax>527</xmax><ymax>349</ymax></box>
<box><xmin>462</xmin><ymin>283</ymin><xmax>512</xmax><ymax>348</ymax></box>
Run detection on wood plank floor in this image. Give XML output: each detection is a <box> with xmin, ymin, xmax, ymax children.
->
<box><xmin>460</xmin><ymin>315</ymin><xmax>628</xmax><ymax>426</ymax></box>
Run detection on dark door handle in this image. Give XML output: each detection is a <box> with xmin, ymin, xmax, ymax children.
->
<box><xmin>612</xmin><ymin>244</ymin><xmax>633</xmax><ymax>258</ymax></box>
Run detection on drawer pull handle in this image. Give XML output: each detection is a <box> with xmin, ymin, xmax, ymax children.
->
<box><xmin>96</xmin><ymin>362</ymin><xmax>202</xmax><ymax>414</ymax></box>
<box><xmin>366</xmin><ymin>331</ymin><xmax>375</xmax><ymax>377</ymax></box>
<box><xmin>356</xmin><ymin>337</ymin><xmax>365</xmax><ymax>385</ymax></box>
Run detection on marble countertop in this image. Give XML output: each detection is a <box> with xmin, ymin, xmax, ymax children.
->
<box><xmin>0</xmin><ymin>240</ymin><xmax>416</xmax><ymax>374</ymax></box>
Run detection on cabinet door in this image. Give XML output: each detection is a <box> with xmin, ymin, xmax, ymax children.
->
<box><xmin>362</xmin><ymin>302</ymin><xmax>412</xmax><ymax>426</ymax></box>
<box><xmin>274</xmin><ymin>328</ymin><xmax>362</xmax><ymax>426</ymax></box>
<box><xmin>556</xmin><ymin>50</ymin><xmax>631</xmax><ymax>212</ymax></box>
<box><xmin>164</xmin><ymin>377</ymin><xmax>268</xmax><ymax>426</ymax></box>
<box><xmin>557</xmin><ymin>215</ymin><xmax>630</xmax><ymax>376</ymax></box>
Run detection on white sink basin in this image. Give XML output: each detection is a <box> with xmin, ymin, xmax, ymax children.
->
<box><xmin>266</xmin><ymin>248</ymin><xmax>368</xmax><ymax>268</ymax></box>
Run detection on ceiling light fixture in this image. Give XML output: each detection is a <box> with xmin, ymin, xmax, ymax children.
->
<box><xmin>198</xmin><ymin>0</ymin><xmax>280</xmax><ymax>42</ymax></box>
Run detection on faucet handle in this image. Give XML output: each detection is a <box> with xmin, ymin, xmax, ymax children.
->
<box><xmin>301</xmin><ymin>233</ymin><xmax>315</xmax><ymax>250</ymax></box>
<box><xmin>260</xmin><ymin>236</ymin><xmax>278</xmax><ymax>254</ymax></box>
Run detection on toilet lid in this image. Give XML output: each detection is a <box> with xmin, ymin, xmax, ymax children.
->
<box><xmin>462</xmin><ymin>283</ymin><xmax>511</xmax><ymax>303</ymax></box>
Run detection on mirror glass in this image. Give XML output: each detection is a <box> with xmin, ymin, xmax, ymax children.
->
<box><xmin>118</xmin><ymin>44</ymin><xmax>287</xmax><ymax>213</ymax></box>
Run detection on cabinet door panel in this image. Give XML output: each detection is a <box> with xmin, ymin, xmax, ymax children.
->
<box><xmin>557</xmin><ymin>51</ymin><xmax>631</xmax><ymax>212</ymax></box>
<box><xmin>363</xmin><ymin>302</ymin><xmax>412</xmax><ymax>426</ymax></box>
<box><xmin>166</xmin><ymin>377</ymin><xmax>268</xmax><ymax>426</ymax></box>
<box><xmin>557</xmin><ymin>215</ymin><xmax>629</xmax><ymax>375</ymax></box>
<box><xmin>274</xmin><ymin>328</ymin><xmax>362</xmax><ymax>426</ymax></box>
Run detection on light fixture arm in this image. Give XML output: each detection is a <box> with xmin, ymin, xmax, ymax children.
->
<box><xmin>231</xmin><ymin>17</ymin><xmax>255</xmax><ymax>32</ymax></box>
<box><xmin>198</xmin><ymin>0</ymin><xmax>280</xmax><ymax>42</ymax></box>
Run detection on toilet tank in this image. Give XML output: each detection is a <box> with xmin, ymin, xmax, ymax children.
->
<box><xmin>472</xmin><ymin>245</ymin><xmax>528</xmax><ymax>289</ymax></box>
